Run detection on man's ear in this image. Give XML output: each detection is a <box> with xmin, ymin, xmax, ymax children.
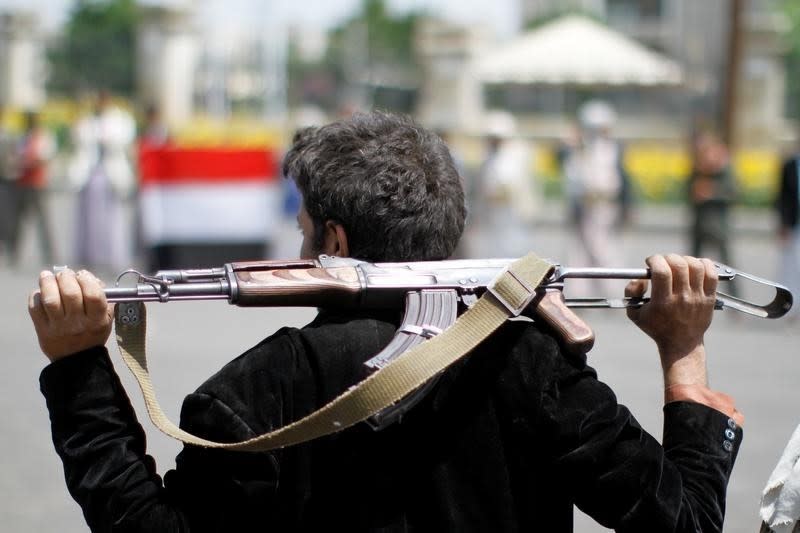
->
<box><xmin>322</xmin><ymin>220</ymin><xmax>350</xmax><ymax>257</ymax></box>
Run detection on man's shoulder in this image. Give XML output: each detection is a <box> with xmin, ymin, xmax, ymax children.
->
<box><xmin>460</xmin><ymin>318</ymin><xmax>592</xmax><ymax>395</ymax></box>
<box><xmin>193</xmin><ymin>326</ymin><xmax>305</xmax><ymax>394</ymax></box>
<box><xmin>184</xmin><ymin>312</ymin><xmax>404</xmax><ymax>434</ymax></box>
<box><xmin>194</xmin><ymin>311</ymin><xmax>399</xmax><ymax>397</ymax></box>
<box><xmin>300</xmin><ymin>309</ymin><xmax>399</xmax><ymax>348</ymax></box>
<box><xmin>497</xmin><ymin>319</ymin><xmax>586</xmax><ymax>362</ymax></box>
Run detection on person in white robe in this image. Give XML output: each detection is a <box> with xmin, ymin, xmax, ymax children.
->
<box><xmin>68</xmin><ymin>91</ymin><xmax>136</xmax><ymax>272</ymax></box>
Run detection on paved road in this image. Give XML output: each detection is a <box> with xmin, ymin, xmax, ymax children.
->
<box><xmin>1</xmin><ymin>193</ymin><xmax>797</xmax><ymax>532</ymax></box>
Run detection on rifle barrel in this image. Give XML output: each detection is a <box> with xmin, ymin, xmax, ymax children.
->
<box><xmin>105</xmin><ymin>281</ymin><xmax>231</xmax><ymax>303</ymax></box>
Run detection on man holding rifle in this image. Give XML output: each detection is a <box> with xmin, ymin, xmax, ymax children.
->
<box><xmin>31</xmin><ymin>111</ymin><xmax>742</xmax><ymax>532</ymax></box>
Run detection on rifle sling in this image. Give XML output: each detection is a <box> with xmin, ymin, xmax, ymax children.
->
<box><xmin>113</xmin><ymin>252</ymin><xmax>553</xmax><ymax>452</ymax></box>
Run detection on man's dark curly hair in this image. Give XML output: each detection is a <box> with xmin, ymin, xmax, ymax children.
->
<box><xmin>282</xmin><ymin>111</ymin><xmax>466</xmax><ymax>262</ymax></box>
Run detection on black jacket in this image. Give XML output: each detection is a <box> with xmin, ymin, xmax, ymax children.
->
<box><xmin>40</xmin><ymin>310</ymin><xmax>742</xmax><ymax>532</ymax></box>
<box><xmin>778</xmin><ymin>156</ymin><xmax>800</xmax><ymax>230</ymax></box>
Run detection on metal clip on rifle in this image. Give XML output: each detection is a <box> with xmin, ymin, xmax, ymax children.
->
<box><xmin>100</xmin><ymin>256</ymin><xmax>793</xmax><ymax>430</ymax></box>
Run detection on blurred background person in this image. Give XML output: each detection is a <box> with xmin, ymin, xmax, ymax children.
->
<box><xmin>68</xmin><ymin>90</ymin><xmax>136</xmax><ymax>272</ymax></box>
<box><xmin>777</xmin><ymin>142</ymin><xmax>800</xmax><ymax>320</ymax></box>
<box><xmin>557</xmin><ymin>120</ymin><xmax>585</xmax><ymax>229</ymax></box>
<box><xmin>7</xmin><ymin>110</ymin><xmax>56</xmax><ymax>267</ymax></box>
<box><xmin>138</xmin><ymin>103</ymin><xmax>170</xmax><ymax>149</ymax></box>
<box><xmin>477</xmin><ymin>110</ymin><xmax>538</xmax><ymax>258</ymax></box>
<box><xmin>135</xmin><ymin>103</ymin><xmax>171</xmax><ymax>269</ymax></box>
<box><xmin>564</xmin><ymin>100</ymin><xmax>628</xmax><ymax>293</ymax></box>
<box><xmin>687</xmin><ymin>128</ymin><xmax>737</xmax><ymax>265</ymax></box>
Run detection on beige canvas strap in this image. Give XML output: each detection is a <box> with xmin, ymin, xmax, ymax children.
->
<box><xmin>114</xmin><ymin>252</ymin><xmax>553</xmax><ymax>452</ymax></box>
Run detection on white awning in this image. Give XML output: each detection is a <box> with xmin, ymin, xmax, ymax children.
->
<box><xmin>474</xmin><ymin>15</ymin><xmax>683</xmax><ymax>87</ymax></box>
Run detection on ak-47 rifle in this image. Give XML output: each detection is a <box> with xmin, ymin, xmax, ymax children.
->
<box><xmin>97</xmin><ymin>255</ymin><xmax>793</xmax><ymax>432</ymax></box>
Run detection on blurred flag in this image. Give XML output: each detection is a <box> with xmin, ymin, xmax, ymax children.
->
<box><xmin>138</xmin><ymin>146</ymin><xmax>281</xmax><ymax>263</ymax></box>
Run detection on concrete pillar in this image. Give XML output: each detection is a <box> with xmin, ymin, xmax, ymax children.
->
<box><xmin>414</xmin><ymin>18</ymin><xmax>485</xmax><ymax>132</ymax></box>
<box><xmin>0</xmin><ymin>12</ymin><xmax>46</xmax><ymax>109</ymax></box>
<box><xmin>136</xmin><ymin>5</ymin><xmax>197</xmax><ymax>127</ymax></box>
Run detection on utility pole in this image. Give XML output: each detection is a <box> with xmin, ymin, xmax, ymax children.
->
<box><xmin>722</xmin><ymin>0</ymin><xmax>745</xmax><ymax>148</ymax></box>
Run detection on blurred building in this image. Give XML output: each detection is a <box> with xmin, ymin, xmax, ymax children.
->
<box><xmin>137</xmin><ymin>4</ymin><xmax>198</xmax><ymax>126</ymax></box>
<box><xmin>472</xmin><ymin>14</ymin><xmax>685</xmax><ymax>141</ymax></box>
<box><xmin>517</xmin><ymin>0</ymin><xmax>790</xmax><ymax>148</ymax></box>
<box><xmin>193</xmin><ymin>27</ymin><xmax>288</xmax><ymax>123</ymax></box>
<box><xmin>0</xmin><ymin>0</ymin><xmax>789</xmax><ymax>156</ymax></box>
<box><xmin>415</xmin><ymin>18</ymin><xmax>487</xmax><ymax>132</ymax></box>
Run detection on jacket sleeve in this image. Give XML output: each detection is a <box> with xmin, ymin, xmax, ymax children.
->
<box><xmin>500</xmin><ymin>323</ymin><xmax>742</xmax><ymax>533</ymax></box>
<box><xmin>554</xmin><ymin>358</ymin><xmax>741</xmax><ymax>532</ymax></box>
<box><xmin>40</xmin><ymin>344</ymin><xmax>286</xmax><ymax>533</ymax></box>
<box><xmin>40</xmin><ymin>347</ymin><xmax>192</xmax><ymax>532</ymax></box>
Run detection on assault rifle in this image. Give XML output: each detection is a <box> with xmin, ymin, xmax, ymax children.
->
<box><xmin>98</xmin><ymin>255</ymin><xmax>793</xmax><ymax>431</ymax></box>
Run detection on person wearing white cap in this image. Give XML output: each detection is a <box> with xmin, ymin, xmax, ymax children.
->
<box><xmin>566</xmin><ymin>100</ymin><xmax>628</xmax><ymax>290</ymax></box>
<box><xmin>477</xmin><ymin>110</ymin><xmax>539</xmax><ymax>257</ymax></box>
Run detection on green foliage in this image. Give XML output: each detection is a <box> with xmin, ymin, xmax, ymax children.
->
<box><xmin>286</xmin><ymin>38</ymin><xmax>338</xmax><ymax>110</ymax></box>
<box><xmin>47</xmin><ymin>0</ymin><xmax>139</xmax><ymax>97</ymax></box>
<box><xmin>287</xmin><ymin>0</ymin><xmax>426</xmax><ymax>112</ymax></box>
<box><xmin>323</xmin><ymin>0</ymin><xmax>424</xmax><ymax>106</ymax></box>
<box><xmin>524</xmin><ymin>7</ymin><xmax>604</xmax><ymax>31</ymax></box>
<box><xmin>327</xmin><ymin>0</ymin><xmax>421</xmax><ymax>65</ymax></box>
<box><xmin>357</xmin><ymin>0</ymin><xmax>419</xmax><ymax>65</ymax></box>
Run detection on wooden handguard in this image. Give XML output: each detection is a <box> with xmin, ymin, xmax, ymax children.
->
<box><xmin>532</xmin><ymin>289</ymin><xmax>595</xmax><ymax>355</ymax></box>
<box><xmin>234</xmin><ymin>266</ymin><xmax>362</xmax><ymax>307</ymax></box>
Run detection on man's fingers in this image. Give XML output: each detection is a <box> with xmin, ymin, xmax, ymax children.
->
<box><xmin>665</xmin><ymin>254</ymin><xmax>690</xmax><ymax>295</ymax></box>
<box><xmin>28</xmin><ymin>290</ymin><xmax>47</xmax><ymax>325</ymax></box>
<box><xmin>702</xmin><ymin>258</ymin><xmax>719</xmax><ymax>297</ymax></box>
<box><xmin>77</xmin><ymin>270</ymin><xmax>109</xmax><ymax>322</ymax></box>
<box><xmin>56</xmin><ymin>269</ymin><xmax>85</xmax><ymax>317</ymax></box>
<box><xmin>625</xmin><ymin>279</ymin><xmax>648</xmax><ymax>298</ymax></box>
<box><xmin>624</xmin><ymin>279</ymin><xmax>647</xmax><ymax>322</ymax></box>
<box><xmin>686</xmin><ymin>256</ymin><xmax>706</xmax><ymax>293</ymax></box>
<box><xmin>645</xmin><ymin>255</ymin><xmax>671</xmax><ymax>302</ymax></box>
<box><xmin>38</xmin><ymin>270</ymin><xmax>63</xmax><ymax>320</ymax></box>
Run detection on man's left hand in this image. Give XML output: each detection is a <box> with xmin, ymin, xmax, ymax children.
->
<box><xmin>625</xmin><ymin>254</ymin><xmax>718</xmax><ymax>386</ymax></box>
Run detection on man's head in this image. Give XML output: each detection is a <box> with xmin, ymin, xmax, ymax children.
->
<box><xmin>283</xmin><ymin>111</ymin><xmax>466</xmax><ymax>263</ymax></box>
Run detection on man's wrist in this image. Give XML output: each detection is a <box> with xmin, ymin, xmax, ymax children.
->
<box><xmin>659</xmin><ymin>342</ymin><xmax>708</xmax><ymax>388</ymax></box>
<box><xmin>665</xmin><ymin>383</ymin><xmax>744</xmax><ymax>426</ymax></box>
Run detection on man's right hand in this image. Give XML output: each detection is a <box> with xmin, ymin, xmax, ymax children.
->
<box><xmin>28</xmin><ymin>269</ymin><xmax>113</xmax><ymax>363</ymax></box>
<box><xmin>625</xmin><ymin>254</ymin><xmax>718</xmax><ymax>387</ymax></box>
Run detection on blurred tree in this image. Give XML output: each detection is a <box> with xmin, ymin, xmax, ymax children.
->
<box><xmin>288</xmin><ymin>0</ymin><xmax>424</xmax><ymax>112</ymax></box>
<box><xmin>331</xmin><ymin>0</ymin><xmax>420</xmax><ymax>66</ymax></box>
<box><xmin>47</xmin><ymin>0</ymin><xmax>139</xmax><ymax>98</ymax></box>
<box><xmin>781</xmin><ymin>0</ymin><xmax>800</xmax><ymax>119</ymax></box>
<box><xmin>286</xmin><ymin>36</ymin><xmax>339</xmax><ymax>111</ymax></box>
<box><xmin>524</xmin><ymin>8</ymin><xmax>602</xmax><ymax>30</ymax></box>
